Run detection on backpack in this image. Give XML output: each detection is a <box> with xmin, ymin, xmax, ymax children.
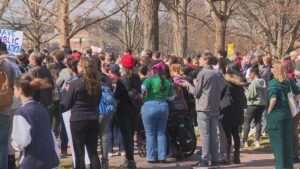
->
<box><xmin>0</xmin><ymin>59</ymin><xmax>13</xmax><ymax>111</ymax></box>
<box><xmin>99</xmin><ymin>86</ymin><xmax>117</xmax><ymax>116</ymax></box>
<box><xmin>120</xmin><ymin>76</ymin><xmax>142</xmax><ymax>110</ymax></box>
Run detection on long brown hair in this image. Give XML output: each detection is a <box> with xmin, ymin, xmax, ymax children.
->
<box><xmin>79</xmin><ymin>57</ymin><xmax>101</xmax><ymax>96</ymax></box>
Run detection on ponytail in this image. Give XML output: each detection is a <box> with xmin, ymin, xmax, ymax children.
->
<box><xmin>15</xmin><ymin>74</ymin><xmax>52</xmax><ymax>97</ymax></box>
<box><xmin>156</xmin><ymin>68</ymin><xmax>166</xmax><ymax>91</ymax></box>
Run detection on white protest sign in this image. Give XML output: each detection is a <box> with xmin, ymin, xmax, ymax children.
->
<box><xmin>91</xmin><ymin>46</ymin><xmax>102</xmax><ymax>53</ymax></box>
<box><xmin>62</xmin><ymin>110</ymin><xmax>91</xmax><ymax>167</ymax></box>
<box><xmin>0</xmin><ymin>29</ymin><xmax>23</xmax><ymax>54</ymax></box>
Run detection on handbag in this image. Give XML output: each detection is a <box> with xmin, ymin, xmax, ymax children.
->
<box><xmin>287</xmin><ymin>83</ymin><xmax>300</xmax><ymax>117</ymax></box>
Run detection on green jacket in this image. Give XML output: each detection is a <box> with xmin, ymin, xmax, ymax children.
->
<box><xmin>245</xmin><ymin>78</ymin><xmax>267</xmax><ymax>106</ymax></box>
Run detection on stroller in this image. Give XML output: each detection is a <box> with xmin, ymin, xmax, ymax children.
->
<box><xmin>137</xmin><ymin>87</ymin><xmax>197</xmax><ymax>160</ymax></box>
<box><xmin>166</xmin><ymin>94</ymin><xmax>197</xmax><ymax>160</ymax></box>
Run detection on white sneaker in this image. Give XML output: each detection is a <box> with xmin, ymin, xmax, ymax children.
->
<box><xmin>121</xmin><ymin>151</ymin><xmax>126</xmax><ymax>156</ymax></box>
<box><xmin>254</xmin><ymin>140</ymin><xmax>260</xmax><ymax>147</ymax></box>
<box><xmin>249</xmin><ymin>127</ymin><xmax>256</xmax><ymax>136</ymax></box>
<box><xmin>244</xmin><ymin>141</ymin><xmax>249</xmax><ymax>148</ymax></box>
<box><xmin>108</xmin><ymin>153</ymin><xmax>114</xmax><ymax>157</ymax></box>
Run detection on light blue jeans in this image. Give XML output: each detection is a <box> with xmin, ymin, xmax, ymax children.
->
<box><xmin>0</xmin><ymin>112</ymin><xmax>10</xmax><ymax>169</ymax></box>
<box><xmin>197</xmin><ymin>112</ymin><xmax>219</xmax><ymax>162</ymax></box>
<box><xmin>141</xmin><ymin>101</ymin><xmax>169</xmax><ymax>161</ymax></box>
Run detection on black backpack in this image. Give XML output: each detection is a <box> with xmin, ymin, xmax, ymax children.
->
<box><xmin>120</xmin><ymin>76</ymin><xmax>142</xmax><ymax>110</ymax></box>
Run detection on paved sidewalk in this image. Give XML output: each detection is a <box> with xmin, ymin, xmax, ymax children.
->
<box><xmin>108</xmin><ymin>149</ymin><xmax>300</xmax><ymax>169</ymax></box>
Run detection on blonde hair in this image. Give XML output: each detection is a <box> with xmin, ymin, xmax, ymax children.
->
<box><xmin>272</xmin><ymin>62</ymin><xmax>288</xmax><ymax>83</ymax></box>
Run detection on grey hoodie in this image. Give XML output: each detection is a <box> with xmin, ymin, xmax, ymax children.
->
<box><xmin>245</xmin><ymin>78</ymin><xmax>267</xmax><ymax>106</ymax></box>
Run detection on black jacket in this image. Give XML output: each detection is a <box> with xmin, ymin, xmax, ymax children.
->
<box><xmin>183</xmin><ymin>75</ymin><xmax>195</xmax><ymax>112</ymax></box>
<box><xmin>114</xmin><ymin>73</ymin><xmax>141</xmax><ymax>115</ymax></box>
<box><xmin>220</xmin><ymin>74</ymin><xmax>247</xmax><ymax>126</ymax></box>
<box><xmin>64</xmin><ymin>77</ymin><xmax>101</xmax><ymax>121</ymax></box>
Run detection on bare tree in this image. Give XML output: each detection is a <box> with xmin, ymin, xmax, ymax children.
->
<box><xmin>94</xmin><ymin>0</ymin><xmax>143</xmax><ymax>51</ymax></box>
<box><xmin>101</xmin><ymin>0</ymin><xmax>143</xmax><ymax>51</ymax></box>
<box><xmin>239</xmin><ymin>0</ymin><xmax>300</xmax><ymax>56</ymax></box>
<box><xmin>28</xmin><ymin>0</ymin><xmax>133</xmax><ymax>47</ymax></box>
<box><xmin>201</xmin><ymin>0</ymin><xmax>243</xmax><ymax>54</ymax></box>
<box><xmin>0</xmin><ymin>0</ymin><xmax>10</xmax><ymax>19</ymax></box>
<box><xmin>161</xmin><ymin>0</ymin><xmax>188</xmax><ymax>57</ymax></box>
<box><xmin>142</xmin><ymin>0</ymin><xmax>160</xmax><ymax>51</ymax></box>
<box><xmin>3</xmin><ymin>0</ymin><xmax>57</xmax><ymax>51</ymax></box>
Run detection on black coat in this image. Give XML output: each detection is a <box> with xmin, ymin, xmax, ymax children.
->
<box><xmin>114</xmin><ymin>73</ymin><xmax>141</xmax><ymax>115</ymax></box>
<box><xmin>220</xmin><ymin>75</ymin><xmax>247</xmax><ymax>127</ymax></box>
<box><xmin>64</xmin><ymin>77</ymin><xmax>101</xmax><ymax>121</ymax></box>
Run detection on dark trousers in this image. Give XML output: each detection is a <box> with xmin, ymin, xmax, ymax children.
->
<box><xmin>293</xmin><ymin>113</ymin><xmax>300</xmax><ymax>158</ymax></box>
<box><xmin>59</xmin><ymin>104</ymin><xmax>69</xmax><ymax>151</ymax></box>
<box><xmin>223</xmin><ymin>125</ymin><xmax>240</xmax><ymax>158</ymax></box>
<box><xmin>70</xmin><ymin>120</ymin><xmax>100</xmax><ymax>169</ymax></box>
<box><xmin>49</xmin><ymin>101</ymin><xmax>60</xmax><ymax>137</ymax></box>
<box><xmin>243</xmin><ymin>105</ymin><xmax>265</xmax><ymax>141</ymax></box>
<box><xmin>116</xmin><ymin>113</ymin><xmax>137</xmax><ymax>161</ymax></box>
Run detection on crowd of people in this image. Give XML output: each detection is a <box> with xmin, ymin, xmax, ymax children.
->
<box><xmin>1</xmin><ymin>38</ymin><xmax>300</xmax><ymax>169</ymax></box>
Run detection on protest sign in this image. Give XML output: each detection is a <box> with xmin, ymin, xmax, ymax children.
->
<box><xmin>0</xmin><ymin>29</ymin><xmax>23</xmax><ymax>54</ymax></box>
<box><xmin>91</xmin><ymin>46</ymin><xmax>102</xmax><ymax>53</ymax></box>
<box><xmin>227</xmin><ymin>43</ymin><xmax>235</xmax><ymax>57</ymax></box>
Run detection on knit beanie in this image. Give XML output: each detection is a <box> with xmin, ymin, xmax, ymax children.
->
<box><xmin>120</xmin><ymin>54</ymin><xmax>134</xmax><ymax>69</ymax></box>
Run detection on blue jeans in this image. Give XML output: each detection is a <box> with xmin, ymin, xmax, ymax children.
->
<box><xmin>197</xmin><ymin>112</ymin><xmax>219</xmax><ymax>162</ymax></box>
<box><xmin>141</xmin><ymin>101</ymin><xmax>169</xmax><ymax>161</ymax></box>
<box><xmin>60</xmin><ymin>104</ymin><xmax>69</xmax><ymax>151</ymax></box>
<box><xmin>0</xmin><ymin>113</ymin><xmax>10</xmax><ymax>169</ymax></box>
<box><xmin>99</xmin><ymin>114</ymin><xmax>113</xmax><ymax>160</ymax></box>
<box><xmin>107</xmin><ymin>118</ymin><xmax>124</xmax><ymax>153</ymax></box>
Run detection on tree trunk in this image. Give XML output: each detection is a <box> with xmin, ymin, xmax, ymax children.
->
<box><xmin>142</xmin><ymin>0</ymin><xmax>160</xmax><ymax>51</ymax></box>
<box><xmin>57</xmin><ymin>0</ymin><xmax>70</xmax><ymax>47</ymax></box>
<box><xmin>286</xmin><ymin>20</ymin><xmax>300</xmax><ymax>54</ymax></box>
<box><xmin>214</xmin><ymin>20</ymin><xmax>226</xmax><ymax>55</ymax></box>
<box><xmin>162</xmin><ymin>0</ymin><xmax>188</xmax><ymax>57</ymax></box>
<box><xmin>33</xmin><ymin>39</ymin><xmax>41</xmax><ymax>52</ymax></box>
<box><xmin>169</xmin><ymin>0</ymin><xmax>187</xmax><ymax>57</ymax></box>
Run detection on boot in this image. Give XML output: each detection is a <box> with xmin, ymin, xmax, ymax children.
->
<box><xmin>192</xmin><ymin>158</ymin><xmax>209</xmax><ymax>167</ymax></box>
<box><xmin>225</xmin><ymin>153</ymin><xmax>231</xmax><ymax>165</ymax></box>
<box><xmin>101</xmin><ymin>158</ymin><xmax>109</xmax><ymax>169</ymax></box>
<box><xmin>8</xmin><ymin>155</ymin><xmax>16</xmax><ymax>169</ymax></box>
<box><xmin>118</xmin><ymin>159</ymin><xmax>137</xmax><ymax>169</ymax></box>
<box><xmin>233</xmin><ymin>152</ymin><xmax>241</xmax><ymax>164</ymax></box>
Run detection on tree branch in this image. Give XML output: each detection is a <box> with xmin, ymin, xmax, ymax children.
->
<box><xmin>69</xmin><ymin>0</ymin><xmax>133</xmax><ymax>38</ymax></box>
